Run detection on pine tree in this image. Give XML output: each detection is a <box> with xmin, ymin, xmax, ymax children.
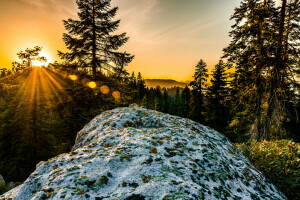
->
<box><xmin>137</xmin><ymin>72</ymin><xmax>146</xmax><ymax>103</ymax></box>
<box><xmin>206</xmin><ymin>60</ymin><xmax>229</xmax><ymax>132</ymax></box>
<box><xmin>223</xmin><ymin>0</ymin><xmax>276</xmax><ymax>140</ymax></box>
<box><xmin>141</xmin><ymin>95</ymin><xmax>148</xmax><ymax>108</ymax></box>
<box><xmin>263</xmin><ymin>0</ymin><xmax>300</xmax><ymax>139</ymax></box>
<box><xmin>154</xmin><ymin>86</ymin><xmax>163</xmax><ymax>111</ymax></box>
<box><xmin>224</xmin><ymin>0</ymin><xmax>300</xmax><ymax>140</ymax></box>
<box><xmin>129</xmin><ymin>72</ymin><xmax>137</xmax><ymax>88</ymax></box>
<box><xmin>181</xmin><ymin>86</ymin><xmax>191</xmax><ymax>118</ymax></box>
<box><xmin>58</xmin><ymin>0</ymin><xmax>134</xmax><ymax>78</ymax></box>
<box><xmin>190</xmin><ymin>59</ymin><xmax>208</xmax><ymax>123</ymax></box>
<box><xmin>162</xmin><ymin>88</ymin><xmax>169</xmax><ymax>113</ymax></box>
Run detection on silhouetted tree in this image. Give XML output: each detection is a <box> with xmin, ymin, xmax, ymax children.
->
<box><xmin>224</xmin><ymin>0</ymin><xmax>300</xmax><ymax>141</ymax></box>
<box><xmin>17</xmin><ymin>46</ymin><xmax>47</xmax><ymax>67</ymax></box>
<box><xmin>58</xmin><ymin>0</ymin><xmax>134</xmax><ymax>78</ymax></box>
<box><xmin>206</xmin><ymin>60</ymin><xmax>229</xmax><ymax>132</ymax></box>
<box><xmin>190</xmin><ymin>59</ymin><xmax>208</xmax><ymax>123</ymax></box>
<box><xmin>181</xmin><ymin>86</ymin><xmax>191</xmax><ymax>118</ymax></box>
<box><xmin>263</xmin><ymin>0</ymin><xmax>300</xmax><ymax>140</ymax></box>
<box><xmin>137</xmin><ymin>72</ymin><xmax>147</xmax><ymax>102</ymax></box>
<box><xmin>162</xmin><ymin>88</ymin><xmax>169</xmax><ymax>113</ymax></box>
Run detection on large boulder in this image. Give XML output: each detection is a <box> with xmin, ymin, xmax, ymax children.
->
<box><xmin>1</xmin><ymin>105</ymin><xmax>286</xmax><ymax>200</ymax></box>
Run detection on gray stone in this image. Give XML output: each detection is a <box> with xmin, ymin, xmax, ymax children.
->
<box><xmin>36</xmin><ymin>161</ymin><xmax>45</xmax><ymax>169</ymax></box>
<box><xmin>0</xmin><ymin>105</ymin><xmax>287</xmax><ymax>200</ymax></box>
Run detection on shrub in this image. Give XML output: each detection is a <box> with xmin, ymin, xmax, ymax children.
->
<box><xmin>236</xmin><ymin>140</ymin><xmax>300</xmax><ymax>200</ymax></box>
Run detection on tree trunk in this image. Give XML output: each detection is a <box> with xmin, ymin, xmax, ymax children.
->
<box><xmin>92</xmin><ymin>0</ymin><xmax>97</xmax><ymax>79</ymax></box>
<box><xmin>253</xmin><ymin>0</ymin><xmax>266</xmax><ymax>141</ymax></box>
<box><xmin>27</xmin><ymin>58</ymin><xmax>31</xmax><ymax>67</ymax></box>
<box><xmin>264</xmin><ymin>0</ymin><xmax>287</xmax><ymax>140</ymax></box>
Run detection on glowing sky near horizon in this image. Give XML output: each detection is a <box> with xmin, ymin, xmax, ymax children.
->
<box><xmin>0</xmin><ymin>0</ymin><xmax>257</xmax><ymax>81</ymax></box>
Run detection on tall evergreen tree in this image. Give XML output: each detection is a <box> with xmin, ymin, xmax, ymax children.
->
<box><xmin>190</xmin><ymin>59</ymin><xmax>208</xmax><ymax>123</ymax></box>
<box><xmin>224</xmin><ymin>0</ymin><xmax>300</xmax><ymax>141</ymax></box>
<box><xmin>206</xmin><ymin>60</ymin><xmax>229</xmax><ymax>132</ymax></box>
<box><xmin>162</xmin><ymin>88</ymin><xmax>169</xmax><ymax>113</ymax></box>
<box><xmin>223</xmin><ymin>0</ymin><xmax>276</xmax><ymax>140</ymax></box>
<box><xmin>181</xmin><ymin>86</ymin><xmax>191</xmax><ymax>118</ymax></box>
<box><xmin>263</xmin><ymin>0</ymin><xmax>300</xmax><ymax>139</ymax></box>
<box><xmin>137</xmin><ymin>72</ymin><xmax>146</xmax><ymax>103</ymax></box>
<box><xmin>58</xmin><ymin>0</ymin><xmax>134</xmax><ymax>78</ymax></box>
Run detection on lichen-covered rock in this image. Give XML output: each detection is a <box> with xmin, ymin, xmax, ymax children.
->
<box><xmin>1</xmin><ymin>105</ymin><xmax>286</xmax><ymax>200</ymax></box>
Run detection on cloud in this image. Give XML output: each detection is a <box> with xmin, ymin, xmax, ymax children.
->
<box><xmin>16</xmin><ymin>0</ymin><xmax>76</xmax><ymax>16</ymax></box>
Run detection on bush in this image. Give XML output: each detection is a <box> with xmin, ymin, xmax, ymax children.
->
<box><xmin>236</xmin><ymin>140</ymin><xmax>300</xmax><ymax>200</ymax></box>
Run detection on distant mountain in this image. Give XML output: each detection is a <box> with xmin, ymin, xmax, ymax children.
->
<box><xmin>145</xmin><ymin>79</ymin><xmax>190</xmax><ymax>88</ymax></box>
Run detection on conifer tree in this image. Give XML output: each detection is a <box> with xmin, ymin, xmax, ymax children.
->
<box><xmin>181</xmin><ymin>86</ymin><xmax>191</xmax><ymax>118</ymax></box>
<box><xmin>129</xmin><ymin>72</ymin><xmax>137</xmax><ymax>88</ymax></box>
<box><xmin>154</xmin><ymin>86</ymin><xmax>163</xmax><ymax>111</ymax></box>
<box><xmin>223</xmin><ymin>0</ymin><xmax>276</xmax><ymax>140</ymax></box>
<box><xmin>142</xmin><ymin>95</ymin><xmax>148</xmax><ymax>108</ymax></box>
<box><xmin>206</xmin><ymin>60</ymin><xmax>229</xmax><ymax>132</ymax></box>
<box><xmin>137</xmin><ymin>72</ymin><xmax>146</xmax><ymax>103</ymax></box>
<box><xmin>263</xmin><ymin>0</ymin><xmax>300</xmax><ymax>139</ymax></box>
<box><xmin>190</xmin><ymin>59</ymin><xmax>208</xmax><ymax>123</ymax></box>
<box><xmin>59</xmin><ymin>0</ymin><xmax>134</xmax><ymax>78</ymax></box>
<box><xmin>162</xmin><ymin>88</ymin><xmax>169</xmax><ymax>113</ymax></box>
<box><xmin>224</xmin><ymin>0</ymin><xmax>300</xmax><ymax>140</ymax></box>
<box><xmin>175</xmin><ymin>88</ymin><xmax>181</xmax><ymax>114</ymax></box>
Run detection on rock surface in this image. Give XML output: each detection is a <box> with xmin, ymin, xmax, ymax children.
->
<box><xmin>1</xmin><ymin>105</ymin><xmax>286</xmax><ymax>200</ymax></box>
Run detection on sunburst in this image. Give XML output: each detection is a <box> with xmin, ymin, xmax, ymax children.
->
<box><xmin>31</xmin><ymin>50</ymin><xmax>52</xmax><ymax>67</ymax></box>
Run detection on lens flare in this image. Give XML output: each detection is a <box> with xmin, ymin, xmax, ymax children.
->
<box><xmin>100</xmin><ymin>85</ymin><xmax>110</xmax><ymax>94</ymax></box>
<box><xmin>88</xmin><ymin>82</ymin><xmax>96</xmax><ymax>89</ymax></box>
<box><xmin>69</xmin><ymin>75</ymin><xmax>78</xmax><ymax>81</ymax></box>
<box><xmin>112</xmin><ymin>91</ymin><xmax>121</xmax><ymax>99</ymax></box>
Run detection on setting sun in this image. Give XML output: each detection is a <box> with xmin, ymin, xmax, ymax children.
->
<box><xmin>31</xmin><ymin>50</ymin><xmax>51</xmax><ymax>67</ymax></box>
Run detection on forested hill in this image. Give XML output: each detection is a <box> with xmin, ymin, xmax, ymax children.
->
<box><xmin>145</xmin><ymin>79</ymin><xmax>189</xmax><ymax>88</ymax></box>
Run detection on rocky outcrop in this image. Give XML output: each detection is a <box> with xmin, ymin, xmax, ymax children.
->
<box><xmin>1</xmin><ymin>105</ymin><xmax>286</xmax><ymax>200</ymax></box>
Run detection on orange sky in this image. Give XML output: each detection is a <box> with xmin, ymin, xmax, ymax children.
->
<box><xmin>0</xmin><ymin>0</ymin><xmax>245</xmax><ymax>81</ymax></box>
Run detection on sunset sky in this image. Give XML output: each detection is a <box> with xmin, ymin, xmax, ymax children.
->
<box><xmin>0</xmin><ymin>0</ymin><xmax>273</xmax><ymax>81</ymax></box>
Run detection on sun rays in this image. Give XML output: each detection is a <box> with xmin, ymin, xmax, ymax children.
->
<box><xmin>10</xmin><ymin>67</ymin><xmax>123</xmax><ymax>119</ymax></box>
<box><xmin>11</xmin><ymin>67</ymin><xmax>71</xmax><ymax>125</ymax></box>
